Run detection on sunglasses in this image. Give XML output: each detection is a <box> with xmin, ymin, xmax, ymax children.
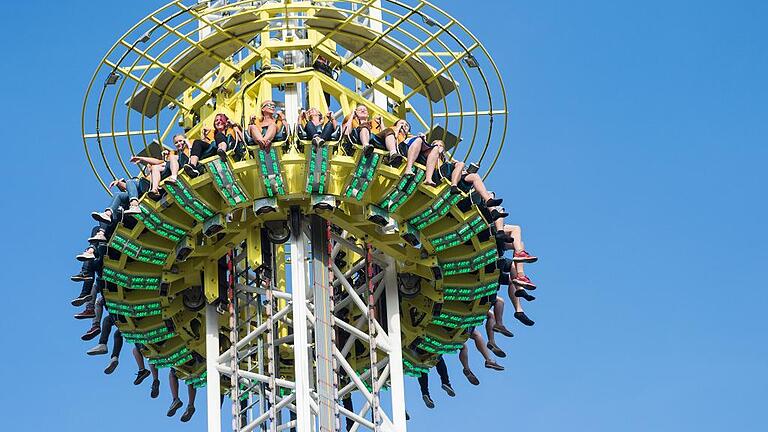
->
<box><xmin>262</xmin><ymin>104</ymin><xmax>276</xmax><ymax>108</ymax></box>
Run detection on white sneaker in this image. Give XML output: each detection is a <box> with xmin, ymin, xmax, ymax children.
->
<box><xmin>87</xmin><ymin>344</ymin><xmax>108</xmax><ymax>356</ymax></box>
<box><xmin>76</xmin><ymin>250</ymin><xmax>96</xmax><ymax>261</ymax></box>
<box><xmin>88</xmin><ymin>231</ymin><xmax>108</xmax><ymax>243</ymax></box>
<box><xmin>124</xmin><ymin>204</ymin><xmax>141</xmax><ymax>215</ymax></box>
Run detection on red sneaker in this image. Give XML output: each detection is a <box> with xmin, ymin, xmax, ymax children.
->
<box><xmin>512</xmin><ymin>274</ymin><xmax>537</xmax><ymax>290</ymax></box>
<box><xmin>81</xmin><ymin>324</ymin><xmax>101</xmax><ymax>341</ymax></box>
<box><xmin>513</xmin><ymin>250</ymin><xmax>538</xmax><ymax>263</ymax></box>
<box><xmin>74</xmin><ymin>307</ymin><xmax>96</xmax><ymax>320</ymax></box>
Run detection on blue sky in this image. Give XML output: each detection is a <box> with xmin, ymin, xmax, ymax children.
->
<box><xmin>1</xmin><ymin>0</ymin><xmax>766</xmax><ymax>431</ymax></box>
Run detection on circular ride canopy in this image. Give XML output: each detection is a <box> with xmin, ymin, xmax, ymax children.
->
<box><xmin>82</xmin><ymin>0</ymin><xmax>509</xmax><ymax>390</ymax></box>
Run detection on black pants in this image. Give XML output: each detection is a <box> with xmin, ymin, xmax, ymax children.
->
<box><xmin>417</xmin><ymin>356</ymin><xmax>450</xmax><ymax>396</ymax></box>
<box><xmin>190</xmin><ymin>139</ymin><xmax>216</xmax><ymax>161</ymax></box>
<box><xmin>305</xmin><ymin>122</ymin><xmax>335</xmax><ymax>141</ymax></box>
<box><xmin>98</xmin><ymin>314</ymin><xmax>124</xmax><ymax>359</ymax></box>
<box><xmin>342</xmin><ymin>395</ymin><xmax>354</xmax><ymax>431</ymax></box>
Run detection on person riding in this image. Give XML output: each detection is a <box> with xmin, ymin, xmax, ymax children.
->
<box><xmin>184</xmin><ymin>113</ymin><xmax>244</xmax><ymax>177</ymax></box>
<box><xmin>248</xmin><ymin>100</ymin><xmax>285</xmax><ymax>151</ymax></box>
<box><xmin>300</xmin><ymin>107</ymin><xmax>338</xmax><ymax>147</ymax></box>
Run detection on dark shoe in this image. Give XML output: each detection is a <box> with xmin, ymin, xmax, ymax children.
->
<box><xmin>450</xmin><ymin>185</ymin><xmax>461</xmax><ymax>195</ymax></box>
<box><xmin>70</xmin><ymin>272</ymin><xmax>93</xmax><ymax>282</ymax></box>
<box><xmin>147</xmin><ymin>190</ymin><xmax>162</xmax><ymax>201</ymax></box>
<box><xmin>486</xmin><ymin>197</ymin><xmax>503</xmax><ymax>207</ymax></box>
<box><xmin>388</xmin><ymin>153</ymin><xmax>403</xmax><ymax>167</ymax></box>
<box><xmin>180</xmin><ymin>406</ymin><xmax>196</xmax><ymax>422</ymax></box>
<box><xmin>134</xmin><ymin>368</ymin><xmax>151</xmax><ymax>385</ymax></box>
<box><xmin>487</xmin><ymin>342</ymin><xmax>507</xmax><ymax>358</ymax></box>
<box><xmin>104</xmin><ymin>357</ymin><xmax>119</xmax><ymax>374</ymax></box>
<box><xmin>167</xmin><ymin>398</ymin><xmax>184</xmax><ymax>417</ymax></box>
<box><xmin>463</xmin><ymin>368</ymin><xmax>479</xmax><ymax>385</ymax></box>
<box><xmin>86</xmin><ymin>343</ymin><xmax>108</xmax><ymax>356</ymax></box>
<box><xmin>74</xmin><ymin>307</ymin><xmax>96</xmax><ymax>320</ymax></box>
<box><xmin>490</xmin><ymin>208</ymin><xmax>509</xmax><ymax>221</ymax></box>
<box><xmin>71</xmin><ymin>294</ymin><xmax>93</xmax><ymax>307</ymax></box>
<box><xmin>492</xmin><ymin>324</ymin><xmax>514</xmax><ymax>338</ymax></box>
<box><xmin>150</xmin><ymin>379</ymin><xmax>160</xmax><ymax>398</ymax></box>
<box><xmin>81</xmin><ymin>324</ymin><xmax>101</xmax><ymax>341</ymax></box>
<box><xmin>494</xmin><ymin>231</ymin><xmax>514</xmax><ymax>243</ymax></box>
<box><xmin>441</xmin><ymin>383</ymin><xmax>456</xmax><ymax>397</ymax></box>
<box><xmin>514</xmin><ymin>311</ymin><xmax>535</xmax><ymax>327</ymax></box>
<box><xmin>217</xmin><ymin>148</ymin><xmax>228</xmax><ymax>162</ymax></box>
<box><xmin>422</xmin><ymin>394</ymin><xmax>435</xmax><ymax>409</ymax></box>
<box><xmin>362</xmin><ymin>144</ymin><xmax>374</xmax><ymax>157</ymax></box>
<box><xmin>515</xmin><ymin>289</ymin><xmax>536</xmax><ymax>302</ymax></box>
<box><xmin>485</xmin><ymin>360</ymin><xmax>505</xmax><ymax>371</ymax></box>
<box><xmin>183</xmin><ymin>164</ymin><xmax>200</xmax><ymax>178</ymax></box>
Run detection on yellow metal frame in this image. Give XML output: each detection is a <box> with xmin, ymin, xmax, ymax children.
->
<box><xmin>84</xmin><ymin>0</ymin><xmax>512</xmax><ymax>384</ymax></box>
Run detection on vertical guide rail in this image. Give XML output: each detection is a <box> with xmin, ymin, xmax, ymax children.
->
<box><xmin>383</xmin><ymin>256</ymin><xmax>407</xmax><ymax>431</ymax></box>
<box><xmin>365</xmin><ymin>243</ymin><xmax>381</xmax><ymax>431</ymax></box>
<box><xmin>206</xmin><ymin>302</ymin><xmax>222</xmax><ymax>432</ymax></box>
<box><xmin>311</xmin><ymin>216</ymin><xmax>339</xmax><ymax>432</ymax></box>
<box><xmin>265</xmin><ymin>262</ymin><xmax>278</xmax><ymax>432</ymax></box>
<box><xmin>228</xmin><ymin>249</ymin><xmax>241</xmax><ymax>431</ymax></box>
<box><xmin>289</xmin><ymin>209</ymin><xmax>312</xmax><ymax>432</ymax></box>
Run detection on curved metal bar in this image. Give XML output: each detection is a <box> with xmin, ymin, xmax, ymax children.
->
<box><xmin>83</xmin><ymin>0</ymin><xmax>509</xmax><ymax>189</ymax></box>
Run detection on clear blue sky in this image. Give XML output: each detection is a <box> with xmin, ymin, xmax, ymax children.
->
<box><xmin>1</xmin><ymin>1</ymin><xmax>766</xmax><ymax>430</ymax></box>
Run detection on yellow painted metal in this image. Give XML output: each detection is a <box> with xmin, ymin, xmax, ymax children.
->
<box><xmin>87</xmin><ymin>0</ymin><xmax>514</xmax><ymax>384</ymax></box>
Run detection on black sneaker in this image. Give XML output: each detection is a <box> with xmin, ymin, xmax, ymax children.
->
<box><xmin>515</xmin><ymin>289</ymin><xmax>536</xmax><ymax>302</ymax></box>
<box><xmin>486</xmin><ymin>197</ymin><xmax>503</xmax><ymax>207</ymax></box>
<box><xmin>487</xmin><ymin>342</ymin><xmax>507</xmax><ymax>358</ymax></box>
<box><xmin>514</xmin><ymin>311</ymin><xmax>535</xmax><ymax>327</ymax></box>
<box><xmin>441</xmin><ymin>383</ymin><xmax>456</xmax><ymax>397</ymax></box>
<box><xmin>71</xmin><ymin>294</ymin><xmax>93</xmax><ymax>307</ymax></box>
<box><xmin>150</xmin><ymin>379</ymin><xmax>160</xmax><ymax>398</ymax></box>
<box><xmin>362</xmin><ymin>144</ymin><xmax>374</xmax><ymax>157</ymax></box>
<box><xmin>422</xmin><ymin>394</ymin><xmax>435</xmax><ymax>409</ymax></box>
<box><xmin>450</xmin><ymin>185</ymin><xmax>461</xmax><ymax>195</ymax></box>
<box><xmin>134</xmin><ymin>368</ymin><xmax>151</xmax><ymax>385</ymax></box>
<box><xmin>104</xmin><ymin>357</ymin><xmax>119</xmax><ymax>374</ymax></box>
<box><xmin>167</xmin><ymin>398</ymin><xmax>184</xmax><ymax>417</ymax></box>
<box><xmin>70</xmin><ymin>272</ymin><xmax>93</xmax><ymax>282</ymax></box>
<box><xmin>183</xmin><ymin>164</ymin><xmax>200</xmax><ymax>178</ymax></box>
<box><xmin>217</xmin><ymin>148</ymin><xmax>228</xmax><ymax>162</ymax></box>
<box><xmin>180</xmin><ymin>406</ymin><xmax>196</xmax><ymax>422</ymax></box>
<box><xmin>490</xmin><ymin>208</ymin><xmax>509</xmax><ymax>221</ymax></box>
<box><xmin>388</xmin><ymin>153</ymin><xmax>403</xmax><ymax>167</ymax></box>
